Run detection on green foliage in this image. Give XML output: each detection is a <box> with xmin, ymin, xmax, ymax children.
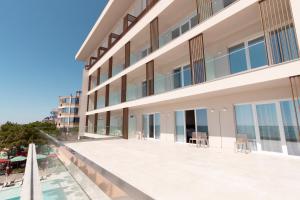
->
<box><xmin>0</xmin><ymin>121</ymin><xmax>59</xmax><ymax>149</ymax></box>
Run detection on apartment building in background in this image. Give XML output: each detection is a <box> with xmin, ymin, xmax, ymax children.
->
<box><xmin>57</xmin><ymin>91</ymin><xmax>81</xmax><ymax>130</ymax></box>
<box><xmin>76</xmin><ymin>0</ymin><xmax>300</xmax><ymax>156</ymax></box>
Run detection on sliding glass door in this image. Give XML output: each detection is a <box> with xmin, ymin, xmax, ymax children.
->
<box><xmin>234</xmin><ymin>104</ymin><xmax>257</xmax><ymax>150</ymax></box>
<box><xmin>235</xmin><ymin>100</ymin><xmax>300</xmax><ymax>156</ymax></box>
<box><xmin>175</xmin><ymin>111</ymin><xmax>185</xmax><ymax>142</ymax></box>
<box><xmin>256</xmin><ymin>103</ymin><xmax>282</xmax><ymax>153</ymax></box>
<box><xmin>142</xmin><ymin>113</ymin><xmax>160</xmax><ymax>140</ymax></box>
<box><xmin>175</xmin><ymin>109</ymin><xmax>208</xmax><ymax>143</ymax></box>
<box><xmin>280</xmin><ymin>101</ymin><xmax>300</xmax><ymax>156</ymax></box>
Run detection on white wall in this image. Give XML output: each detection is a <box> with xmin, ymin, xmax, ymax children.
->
<box><xmin>130</xmin><ymin>83</ymin><xmax>292</xmax><ymax>149</ymax></box>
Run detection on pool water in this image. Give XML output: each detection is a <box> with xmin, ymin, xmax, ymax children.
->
<box><xmin>0</xmin><ymin>156</ymin><xmax>90</xmax><ymax>200</ymax></box>
<box><xmin>0</xmin><ymin>186</ymin><xmax>21</xmax><ymax>200</ymax></box>
<box><xmin>41</xmin><ymin>158</ymin><xmax>90</xmax><ymax>200</ymax></box>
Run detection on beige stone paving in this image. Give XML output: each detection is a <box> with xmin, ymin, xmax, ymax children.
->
<box><xmin>66</xmin><ymin>139</ymin><xmax>300</xmax><ymax>200</ymax></box>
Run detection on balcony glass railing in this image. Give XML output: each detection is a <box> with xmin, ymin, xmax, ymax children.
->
<box><xmin>126</xmin><ymin>82</ymin><xmax>145</xmax><ymax>101</ymax></box>
<box><xmin>205</xmin><ymin>37</ymin><xmax>268</xmax><ymax>81</ymax></box>
<box><xmin>97</xmin><ymin>95</ymin><xmax>105</xmax><ymax>109</ymax></box>
<box><xmin>99</xmin><ymin>73</ymin><xmax>108</xmax><ymax>85</ymax></box>
<box><xmin>112</xmin><ymin>64</ymin><xmax>125</xmax><ymax>77</ymax></box>
<box><xmin>109</xmin><ymin>91</ymin><xmax>121</xmax><ymax>106</ymax></box>
<box><xmin>154</xmin><ymin>66</ymin><xmax>192</xmax><ymax>94</ymax></box>
<box><xmin>159</xmin><ymin>11</ymin><xmax>198</xmax><ymax>48</ymax></box>
<box><xmin>130</xmin><ymin>46</ymin><xmax>151</xmax><ymax>65</ymax></box>
<box><xmin>159</xmin><ymin>0</ymin><xmax>238</xmax><ymax>48</ymax></box>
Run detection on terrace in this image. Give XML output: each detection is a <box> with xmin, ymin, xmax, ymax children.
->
<box><xmin>66</xmin><ymin>138</ymin><xmax>300</xmax><ymax>200</ymax></box>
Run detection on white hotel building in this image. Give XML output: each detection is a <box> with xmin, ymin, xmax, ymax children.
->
<box><xmin>76</xmin><ymin>0</ymin><xmax>300</xmax><ymax>156</ymax></box>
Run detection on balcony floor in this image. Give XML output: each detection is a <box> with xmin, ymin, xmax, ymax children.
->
<box><xmin>66</xmin><ymin>139</ymin><xmax>300</xmax><ymax>200</ymax></box>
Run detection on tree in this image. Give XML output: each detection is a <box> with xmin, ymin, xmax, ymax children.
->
<box><xmin>0</xmin><ymin>121</ymin><xmax>59</xmax><ymax>149</ymax></box>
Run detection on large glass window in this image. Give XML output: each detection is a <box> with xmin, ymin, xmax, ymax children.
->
<box><xmin>248</xmin><ymin>37</ymin><xmax>268</xmax><ymax>68</ymax></box>
<box><xmin>181</xmin><ymin>22</ymin><xmax>190</xmax><ymax>34</ymax></box>
<box><xmin>70</xmin><ymin>108</ymin><xmax>79</xmax><ymax>114</ymax></box>
<box><xmin>234</xmin><ymin>104</ymin><xmax>257</xmax><ymax>150</ymax></box>
<box><xmin>280</xmin><ymin>100</ymin><xmax>300</xmax><ymax>156</ymax></box>
<box><xmin>143</xmin><ymin>113</ymin><xmax>160</xmax><ymax>139</ymax></box>
<box><xmin>229</xmin><ymin>43</ymin><xmax>247</xmax><ymax>74</ymax></box>
<box><xmin>142</xmin><ymin>81</ymin><xmax>147</xmax><ymax>97</ymax></box>
<box><xmin>97</xmin><ymin>115</ymin><xmax>106</xmax><ymax>135</ymax></box>
<box><xmin>256</xmin><ymin>103</ymin><xmax>282</xmax><ymax>153</ymax></box>
<box><xmin>195</xmin><ymin>109</ymin><xmax>208</xmax><ymax>134</ymax></box>
<box><xmin>154</xmin><ymin>113</ymin><xmax>160</xmax><ymax>139</ymax></box>
<box><xmin>173</xmin><ymin>68</ymin><xmax>182</xmax><ymax>89</ymax></box>
<box><xmin>183</xmin><ymin>65</ymin><xmax>192</xmax><ymax>86</ymax></box>
<box><xmin>71</xmin><ymin>98</ymin><xmax>79</xmax><ymax>104</ymax></box>
<box><xmin>175</xmin><ymin>111</ymin><xmax>185</xmax><ymax>142</ymax></box>
<box><xmin>142</xmin><ymin>115</ymin><xmax>148</xmax><ymax>138</ymax></box>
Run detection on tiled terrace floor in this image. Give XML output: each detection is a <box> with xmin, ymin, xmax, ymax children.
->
<box><xmin>66</xmin><ymin>139</ymin><xmax>300</xmax><ymax>200</ymax></box>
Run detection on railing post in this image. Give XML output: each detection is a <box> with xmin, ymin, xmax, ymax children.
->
<box><xmin>20</xmin><ymin>143</ymin><xmax>43</xmax><ymax>200</ymax></box>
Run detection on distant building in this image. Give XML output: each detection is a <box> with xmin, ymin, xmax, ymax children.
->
<box><xmin>57</xmin><ymin>91</ymin><xmax>81</xmax><ymax>130</ymax></box>
<box><xmin>42</xmin><ymin>108</ymin><xmax>58</xmax><ymax>124</ymax></box>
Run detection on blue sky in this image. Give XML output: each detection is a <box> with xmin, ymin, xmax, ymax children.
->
<box><xmin>0</xmin><ymin>0</ymin><xmax>106</xmax><ymax>124</ymax></box>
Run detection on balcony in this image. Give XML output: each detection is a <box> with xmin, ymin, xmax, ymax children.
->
<box><xmin>158</xmin><ymin>0</ymin><xmax>238</xmax><ymax>48</ymax></box>
<box><xmin>85</xmin><ymin>0</ymin><xmax>158</xmax><ymax>70</ymax></box>
<box><xmin>109</xmin><ymin>79</ymin><xmax>121</xmax><ymax>106</ymax></box>
<box><xmin>126</xmin><ymin>65</ymin><xmax>147</xmax><ymax>101</ymax></box>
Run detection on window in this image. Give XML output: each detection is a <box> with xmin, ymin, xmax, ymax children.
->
<box><xmin>229</xmin><ymin>36</ymin><xmax>268</xmax><ymax>74</ymax></box>
<box><xmin>183</xmin><ymin>65</ymin><xmax>192</xmax><ymax>86</ymax></box>
<box><xmin>229</xmin><ymin>43</ymin><xmax>247</xmax><ymax>74</ymax></box>
<box><xmin>190</xmin><ymin>15</ymin><xmax>198</xmax><ymax>28</ymax></box>
<box><xmin>173</xmin><ymin>65</ymin><xmax>192</xmax><ymax>89</ymax></box>
<box><xmin>71</xmin><ymin>97</ymin><xmax>79</xmax><ymax>104</ymax></box>
<box><xmin>280</xmin><ymin>100</ymin><xmax>300</xmax><ymax>156</ymax></box>
<box><xmin>181</xmin><ymin>22</ymin><xmax>190</xmax><ymax>34</ymax></box>
<box><xmin>62</xmin><ymin>108</ymin><xmax>69</xmax><ymax>113</ymax></box>
<box><xmin>70</xmin><ymin>108</ymin><xmax>79</xmax><ymax>114</ymax></box>
<box><xmin>173</xmin><ymin>68</ymin><xmax>182</xmax><ymax>89</ymax></box>
<box><xmin>69</xmin><ymin>117</ymin><xmax>80</xmax><ymax>123</ymax></box>
<box><xmin>171</xmin><ymin>27</ymin><xmax>180</xmax><ymax>40</ymax></box>
<box><xmin>248</xmin><ymin>37</ymin><xmax>267</xmax><ymax>68</ymax></box>
<box><xmin>223</xmin><ymin>0</ymin><xmax>236</xmax><ymax>7</ymax></box>
<box><xmin>142</xmin><ymin>81</ymin><xmax>147</xmax><ymax>97</ymax></box>
<box><xmin>143</xmin><ymin>113</ymin><xmax>160</xmax><ymax>139</ymax></box>
<box><xmin>235</xmin><ymin>105</ymin><xmax>256</xmax><ymax>138</ymax></box>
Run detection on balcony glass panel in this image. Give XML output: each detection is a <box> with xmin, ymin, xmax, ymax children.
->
<box><xmin>159</xmin><ymin>0</ymin><xmax>237</xmax><ymax>48</ymax></box>
<box><xmin>229</xmin><ymin>43</ymin><xmax>247</xmax><ymax>74</ymax></box>
<box><xmin>130</xmin><ymin>47</ymin><xmax>151</xmax><ymax>65</ymax></box>
<box><xmin>109</xmin><ymin>91</ymin><xmax>121</xmax><ymax>106</ymax></box>
<box><xmin>97</xmin><ymin>95</ymin><xmax>105</xmax><ymax>109</ymax></box>
<box><xmin>110</xmin><ymin>115</ymin><xmax>122</xmax><ymax>136</ymax></box>
<box><xmin>127</xmin><ymin>82</ymin><xmax>144</xmax><ymax>101</ymax></box>
<box><xmin>97</xmin><ymin>115</ymin><xmax>106</xmax><ymax>135</ymax></box>
<box><xmin>248</xmin><ymin>37</ymin><xmax>268</xmax><ymax>68</ymax></box>
<box><xmin>112</xmin><ymin>64</ymin><xmax>124</xmax><ymax>77</ymax></box>
<box><xmin>99</xmin><ymin>73</ymin><xmax>108</xmax><ymax>84</ymax></box>
<box><xmin>206</xmin><ymin>36</ymin><xmax>268</xmax><ymax>81</ymax></box>
<box><xmin>154</xmin><ymin>66</ymin><xmax>192</xmax><ymax>94</ymax></box>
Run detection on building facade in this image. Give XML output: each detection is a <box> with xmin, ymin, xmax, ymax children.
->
<box><xmin>57</xmin><ymin>91</ymin><xmax>81</xmax><ymax>130</ymax></box>
<box><xmin>76</xmin><ymin>0</ymin><xmax>300</xmax><ymax>156</ymax></box>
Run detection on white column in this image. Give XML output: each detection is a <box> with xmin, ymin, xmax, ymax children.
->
<box><xmin>79</xmin><ymin>69</ymin><xmax>89</xmax><ymax>138</ymax></box>
<box><xmin>290</xmin><ymin>0</ymin><xmax>300</xmax><ymax>47</ymax></box>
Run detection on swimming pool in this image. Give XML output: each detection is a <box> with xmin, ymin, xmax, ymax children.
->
<box><xmin>0</xmin><ymin>149</ymin><xmax>90</xmax><ymax>200</ymax></box>
<box><xmin>40</xmin><ymin>159</ymin><xmax>90</xmax><ymax>200</ymax></box>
